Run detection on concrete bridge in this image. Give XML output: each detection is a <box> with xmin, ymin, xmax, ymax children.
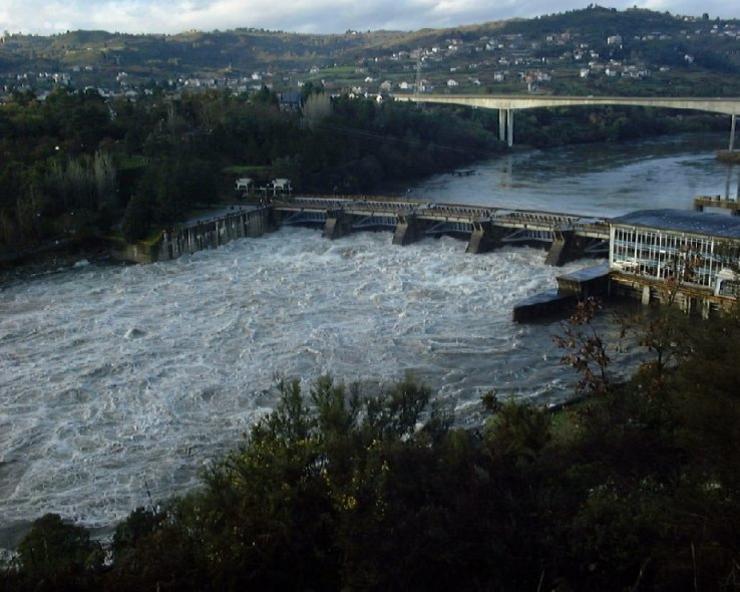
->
<box><xmin>394</xmin><ymin>94</ymin><xmax>740</xmax><ymax>148</ymax></box>
<box><xmin>273</xmin><ymin>196</ymin><xmax>609</xmax><ymax>266</ymax></box>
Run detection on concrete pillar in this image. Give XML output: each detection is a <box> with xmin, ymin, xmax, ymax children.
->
<box><xmin>641</xmin><ymin>285</ymin><xmax>651</xmax><ymax>306</ymax></box>
<box><xmin>730</xmin><ymin>114</ymin><xmax>737</xmax><ymax>152</ymax></box>
<box><xmin>701</xmin><ymin>299</ymin><xmax>711</xmax><ymax>320</ymax></box>
<box><xmin>506</xmin><ymin>109</ymin><xmax>514</xmax><ymax>148</ymax></box>
<box><xmin>498</xmin><ymin>109</ymin><xmax>507</xmax><ymax>143</ymax></box>
<box><xmin>726</xmin><ymin>167</ymin><xmax>732</xmax><ymax>200</ymax></box>
<box><xmin>392</xmin><ymin>214</ymin><xmax>423</xmax><ymax>246</ymax></box>
<box><xmin>247</xmin><ymin>212</ymin><xmax>265</xmax><ymax>237</ymax></box>
<box><xmin>545</xmin><ymin>229</ymin><xmax>578</xmax><ymax>266</ymax></box>
<box><xmin>323</xmin><ymin>209</ymin><xmax>352</xmax><ymax>239</ymax></box>
<box><xmin>466</xmin><ymin>221</ymin><xmax>502</xmax><ymax>254</ymax></box>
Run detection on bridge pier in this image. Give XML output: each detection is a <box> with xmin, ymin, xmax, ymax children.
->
<box><xmin>392</xmin><ymin>214</ymin><xmax>423</xmax><ymax>246</ymax></box>
<box><xmin>466</xmin><ymin>221</ymin><xmax>503</xmax><ymax>254</ymax></box>
<box><xmin>507</xmin><ymin>109</ymin><xmax>514</xmax><ymax>148</ymax></box>
<box><xmin>730</xmin><ymin>114</ymin><xmax>737</xmax><ymax>152</ymax></box>
<box><xmin>498</xmin><ymin>109</ymin><xmax>515</xmax><ymax>147</ymax></box>
<box><xmin>323</xmin><ymin>209</ymin><xmax>353</xmax><ymax>239</ymax></box>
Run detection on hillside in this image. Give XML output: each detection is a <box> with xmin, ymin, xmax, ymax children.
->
<box><xmin>1</xmin><ymin>6</ymin><xmax>739</xmax><ymax>97</ymax></box>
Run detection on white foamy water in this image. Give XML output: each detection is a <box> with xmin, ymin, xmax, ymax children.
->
<box><xmin>0</xmin><ymin>228</ymin><xmax>611</xmax><ymax>530</ymax></box>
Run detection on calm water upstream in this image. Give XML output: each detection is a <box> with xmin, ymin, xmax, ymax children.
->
<box><xmin>411</xmin><ymin>133</ymin><xmax>739</xmax><ymax>215</ymax></box>
<box><xmin>0</xmin><ymin>133</ymin><xmax>736</xmax><ymax>538</ymax></box>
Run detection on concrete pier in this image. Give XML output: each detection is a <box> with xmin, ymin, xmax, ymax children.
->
<box><xmin>512</xmin><ymin>290</ymin><xmax>576</xmax><ymax>323</ymax></box>
<box><xmin>466</xmin><ymin>221</ymin><xmax>503</xmax><ymax>254</ymax></box>
<box><xmin>497</xmin><ymin>109</ymin><xmax>515</xmax><ymax>147</ymax></box>
<box><xmin>323</xmin><ymin>209</ymin><xmax>353</xmax><ymax>239</ymax></box>
<box><xmin>556</xmin><ymin>263</ymin><xmax>611</xmax><ymax>298</ymax></box>
<box><xmin>506</xmin><ymin>109</ymin><xmax>514</xmax><ymax>148</ymax></box>
<box><xmin>730</xmin><ymin>113</ymin><xmax>737</xmax><ymax>152</ymax></box>
<box><xmin>392</xmin><ymin>214</ymin><xmax>423</xmax><ymax>246</ymax></box>
<box><xmin>112</xmin><ymin>205</ymin><xmax>273</xmax><ymax>264</ymax></box>
<box><xmin>545</xmin><ymin>229</ymin><xmax>576</xmax><ymax>266</ymax></box>
<box><xmin>513</xmin><ymin>263</ymin><xmax>610</xmax><ymax>322</ymax></box>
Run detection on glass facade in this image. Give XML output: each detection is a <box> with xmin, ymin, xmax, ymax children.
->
<box><xmin>610</xmin><ymin>225</ymin><xmax>740</xmax><ymax>294</ymax></box>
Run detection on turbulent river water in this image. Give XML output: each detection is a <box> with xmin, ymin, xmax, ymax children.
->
<box><xmin>0</xmin><ymin>133</ymin><xmax>737</xmax><ymax>538</ymax></box>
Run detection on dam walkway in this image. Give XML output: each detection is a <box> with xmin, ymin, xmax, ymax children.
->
<box><xmin>273</xmin><ymin>195</ymin><xmax>610</xmax><ymax>266</ymax></box>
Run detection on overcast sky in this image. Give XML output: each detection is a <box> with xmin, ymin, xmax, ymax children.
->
<box><xmin>0</xmin><ymin>0</ymin><xmax>737</xmax><ymax>36</ymax></box>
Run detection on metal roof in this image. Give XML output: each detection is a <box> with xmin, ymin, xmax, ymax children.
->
<box><xmin>610</xmin><ymin>209</ymin><xmax>740</xmax><ymax>240</ymax></box>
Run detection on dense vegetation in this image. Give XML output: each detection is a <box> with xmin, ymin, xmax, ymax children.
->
<box><xmin>0</xmin><ymin>86</ymin><xmax>726</xmax><ymax>254</ymax></box>
<box><xmin>0</xmin><ymin>87</ymin><xmax>503</xmax><ymax>249</ymax></box>
<box><xmin>2</xmin><ymin>300</ymin><xmax>739</xmax><ymax>591</ymax></box>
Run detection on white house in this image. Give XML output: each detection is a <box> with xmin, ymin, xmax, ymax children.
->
<box><xmin>235</xmin><ymin>178</ymin><xmax>253</xmax><ymax>191</ymax></box>
<box><xmin>447</xmin><ymin>79</ymin><xmax>459</xmax><ymax>87</ymax></box>
<box><xmin>271</xmin><ymin>178</ymin><xmax>293</xmax><ymax>195</ymax></box>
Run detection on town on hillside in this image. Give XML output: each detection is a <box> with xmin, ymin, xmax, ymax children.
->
<box><xmin>1</xmin><ymin>6</ymin><xmax>740</xmax><ymax>101</ymax></box>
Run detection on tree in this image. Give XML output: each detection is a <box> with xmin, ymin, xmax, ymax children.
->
<box><xmin>554</xmin><ymin>297</ymin><xmax>611</xmax><ymax>397</ymax></box>
<box><xmin>16</xmin><ymin>513</ymin><xmax>103</xmax><ymax>591</ymax></box>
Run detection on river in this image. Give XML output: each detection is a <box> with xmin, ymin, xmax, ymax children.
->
<box><xmin>411</xmin><ymin>132</ymin><xmax>739</xmax><ymax>215</ymax></box>
<box><xmin>0</xmin><ymin>133</ymin><xmax>735</xmax><ymax>541</ymax></box>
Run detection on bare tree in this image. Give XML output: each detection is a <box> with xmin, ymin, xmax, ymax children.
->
<box><xmin>554</xmin><ymin>297</ymin><xmax>611</xmax><ymax>397</ymax></box>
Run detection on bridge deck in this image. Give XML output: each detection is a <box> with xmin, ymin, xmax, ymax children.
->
<box><xmin>395</xmin><ymin>94</ymin><xmax>740</xmax><ymax>115</ymax></box>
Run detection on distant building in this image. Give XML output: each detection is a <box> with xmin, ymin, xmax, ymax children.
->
<box><xmin>235</xmin><ymin>178</ymin><xmax>253</xmax><ymax>191</ymax></box>
<box><xmin>270</xmin><ymin>178</ymin><xmax>292</xmax><ymax>195</ymax></box>
<box><xmin>447</xmin><ymin>79</ymin><xmax>459</xmax><ymax>87</ymax></box>
<box><xmin>607</xmin><ymin>34</ymin><xmax>623</xmax><ymax>46</ymax></box>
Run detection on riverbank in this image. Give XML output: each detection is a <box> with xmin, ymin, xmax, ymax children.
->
<box><xmin>0</xmin><ymin>240</ymin><xmax>114</xmax><ymax>287</ymax></box>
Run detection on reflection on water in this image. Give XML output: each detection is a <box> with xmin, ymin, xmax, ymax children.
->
<box><xmin>410</xmin><ymin>133</ymin><xmax>739</xmax><ymax>216</ymax></box>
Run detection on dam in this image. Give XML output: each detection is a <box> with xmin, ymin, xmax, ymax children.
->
<box><xmin>115</xmin><ymin>193</ymin><xmax>740</xmax><ymax>320</ymax></box>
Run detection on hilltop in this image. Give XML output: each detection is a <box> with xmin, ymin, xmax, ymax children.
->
<box><xmin>1</xmin><ymin>6</ymin><xmax>739</xmax><ymax>97</ymax></box>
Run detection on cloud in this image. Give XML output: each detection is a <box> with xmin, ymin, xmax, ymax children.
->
<box><xmin>0</xmin><ymin>0</ymin><xmax>735</xmax><ymax>35</ymax></box>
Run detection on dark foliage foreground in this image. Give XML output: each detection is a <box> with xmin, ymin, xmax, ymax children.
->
<box><xmin>3</xmin><ymin>304</ymin><xmax>740</xmax><ymax>591</ymax></box>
